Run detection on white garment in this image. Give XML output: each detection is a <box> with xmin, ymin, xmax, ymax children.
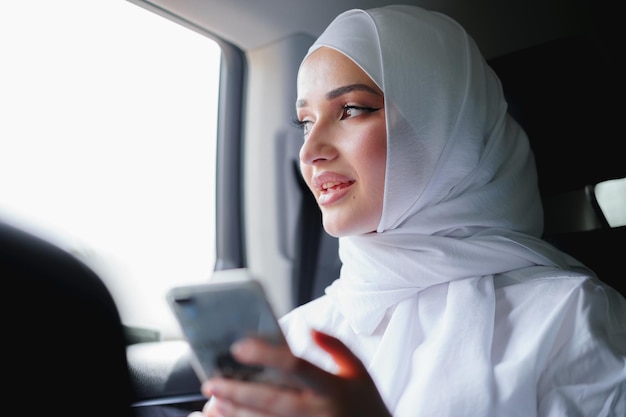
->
<box><xmin>281</xmin><ymin>270</ymin><xmax>626</xmax><ymax>416</ymax></box>
<box><xmin>282</xmin><ymin>5</ymin><xmax>626</xmax><ymax>417</ymax></box>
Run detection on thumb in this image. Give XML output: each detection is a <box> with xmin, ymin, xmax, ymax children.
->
<box><xmin>311</xmin><ymin>329</ymin><xmax>367</xmax><ymax>379</ymax></box>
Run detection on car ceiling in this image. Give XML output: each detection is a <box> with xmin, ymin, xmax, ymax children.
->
<box><xmin>128</xmin><ymin>0</ymin><xmax>588</xmax><ymax>59</ymax></box>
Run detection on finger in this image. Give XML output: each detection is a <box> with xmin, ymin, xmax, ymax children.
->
<box><xmin>310</xmin><ymin>329</ymin><xmax>367</xmax><ymax>378</ymax></box>
<box><xmin>230</xmin><ymin>337</ymin><xmax>294</xmax><ymax>369</ymax></box>
<box><xmin>201</xmin><ymin>398</ymin><xmax>224</xmax><ymax>417</ymax></box>
<box><xmin>230</xmin><ymin>335</ymin><xmax>356</xmax><ymax>394</ymax></box>
<box><xmin>187</xmin><ymin>407</ymin><xmax>220</xmax><ymax>417</ymax></box>
<box><xmin>231</xmin><ymin>337</ymin><xmax>330</xmax><ymax>381</ymax></box>
<box><xmin>204</xmin><ymin>377</ymin><xmax>323</xmax><ymax>417</ymax></box>
<box><xmin>312</xmin><ymin>330</ymin><xmax>392</xmax><ymax>417</ymax></box>
<box><xmin>185</xmin><ymin>400</ymin><xmax>221</xmax><ymax>417</ymax></box>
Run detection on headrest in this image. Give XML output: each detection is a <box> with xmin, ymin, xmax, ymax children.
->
<box><xmin>488</xmin><ymin>35</ymin><xmax>624</xmax><ymax>198</ymax></box>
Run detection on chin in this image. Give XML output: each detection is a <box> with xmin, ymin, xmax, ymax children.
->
<box><xmin>322</xmin><ymin>219</ymin><xmax>377</xmax><ymax>238</ymax></box>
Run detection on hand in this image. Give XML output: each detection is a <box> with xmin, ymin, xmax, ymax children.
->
<box><xmin>195</xmin><ymin>329</ymin><xmax>391</xmax><ymax>417</ymax></box>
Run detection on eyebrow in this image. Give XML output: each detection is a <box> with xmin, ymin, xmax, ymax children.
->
<box><xmin>296</xmin><ymin>83</ymin><xmax>382</xmax><ymax>108</ymax></box>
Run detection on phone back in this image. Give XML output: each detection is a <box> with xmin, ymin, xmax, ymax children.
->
<box><xmin>167</xmin><ymin>272</ymin><xmax>286</xmax><ymax>383</ymax></box>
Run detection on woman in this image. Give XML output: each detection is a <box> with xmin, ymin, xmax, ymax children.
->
<box><xmin>193</xmin><ymin>5</ymin><xmax>626</xmax><ymax>416</ymax></box>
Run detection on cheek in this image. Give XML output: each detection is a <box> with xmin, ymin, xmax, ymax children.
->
<box><xmin>362</xmin><ymin>124</ymin><xmax>387</xmax><ymax>179</ymax></box>
<box><xmin>363</xmin><ymin>123</ymin><xmax>387</xmax><ymax>212</ymax></box>
<box><xmin>370</xmin><ymin>150</ymin><xmax>387</xmax><ymax>209</ymax></box>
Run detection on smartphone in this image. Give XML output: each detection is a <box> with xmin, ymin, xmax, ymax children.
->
<box><xmin>166</xmin><ymin>270</ymin><xmax>289</xmax><ymax>385</ymax></box>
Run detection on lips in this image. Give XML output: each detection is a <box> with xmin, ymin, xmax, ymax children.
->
<box><xmin>313</xmin><ymin>172</ymin><xmax>355</xmax><ymax>205</ymax></box>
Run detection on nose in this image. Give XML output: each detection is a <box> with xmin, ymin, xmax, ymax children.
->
<box><xmin>298</xmin><ymin>122</ymin><xmax>338</xmax><ymax>166</ymax></box>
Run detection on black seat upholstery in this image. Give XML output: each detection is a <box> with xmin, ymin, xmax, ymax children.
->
<box><xmin>0</xmin><ymin>221</ymin><xmax>136</xmax><ymax>416</ymax></box>
<box><xmin>489</xmin><ymin>35</ymin><xmax>625</xmax><ymax>296</ymax></box>
<box><xmin>488</xmin><ymin>35</ymin><xmax>623</xmax><ymax>199</ymax></box>
<box><xmin>543</xmin><ymin>226</ymin><xmax>626</xmax><ymax>295</ymax></box>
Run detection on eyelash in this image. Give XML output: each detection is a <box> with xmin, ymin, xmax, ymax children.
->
<box><xmin>291</xmin><ymin>117</ymin><xmax>308</xmax><ymax>129</ymax></box>
<box><xmin>292</xmin><ymin>105</ymin><xmax>380</xmax><ymax>131</ymax></box>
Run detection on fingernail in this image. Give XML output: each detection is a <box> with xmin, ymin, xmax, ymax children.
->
<box><xmin>230</xmin><ymin>340</ymin><xmax>248</xmax><ymax>356</ymax></box>
<box><xmin>205</xmin><ymin>380</ymin><xmax>222</xmax><ymax>396</ymax></box>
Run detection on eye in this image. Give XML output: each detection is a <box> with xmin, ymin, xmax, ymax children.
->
<box><xmin>340</xmin><ymin>105</ymin><xmax>380</xmax><ymax>120</ymax></box>
<box><xmin>291</xmin><ymin>117</ymin><xmax>313</xmax><ymax>137</ymax></box>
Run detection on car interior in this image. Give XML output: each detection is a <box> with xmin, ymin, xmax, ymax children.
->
<box><xmin>2</xmin><ymin>0</ymin><xmax>623</xmax><ymax>416</ymax></box>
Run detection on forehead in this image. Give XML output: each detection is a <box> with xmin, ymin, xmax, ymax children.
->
<box><xmin>297</xmin><ymin>47</ymin><xmax>378</xmax><ymax>96</ymax></box>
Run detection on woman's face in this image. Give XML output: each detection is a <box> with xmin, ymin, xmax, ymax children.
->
<box><xmin>296</xmin><ymin>47</ymin><xmax>386</xmax><ymax>237</ymax></box>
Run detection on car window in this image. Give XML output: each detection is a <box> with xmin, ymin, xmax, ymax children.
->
<box><xmin>0</xmin><ymin>0</ymin><xmax>221</xmax><ymax>340</ymax></box>
<box><xmin>595</xmin><ymin>178</ymin><xmax>626</xmax><ymax>227</ymax></box>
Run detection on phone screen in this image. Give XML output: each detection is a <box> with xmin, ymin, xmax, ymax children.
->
<box><xmin>167</xmin><ymin>276</ymin><xmax>287</xmax><ymax>383</ymax></box>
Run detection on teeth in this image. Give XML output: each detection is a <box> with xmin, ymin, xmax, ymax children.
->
<box><xmin>321</xmin><ymin>181</ymin><xmax>342</xmax><ymax>190</ymax></box>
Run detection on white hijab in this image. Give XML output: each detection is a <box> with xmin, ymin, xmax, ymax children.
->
<box><xmin>303</xmin><ymin>4</ymin><xmax>588</xmax><ymax>334</ymax></box>
<box><xmin>298</xmin><ymin>6</ymin><xmax>596</xmax><ymax>414</ymax></box>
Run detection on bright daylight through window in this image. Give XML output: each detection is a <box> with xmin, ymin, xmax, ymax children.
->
<box><xmin>0</xmin><ymin>1</ymin><xmax>221</xmax><ymax>339</ymax></box>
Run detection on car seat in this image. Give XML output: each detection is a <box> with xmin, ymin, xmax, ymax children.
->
<box><xmin>489</xmin><ymin>35</ymin><xmax>625</xmax><ymax>295</ymax></box>
<box><xmin>0</xmin><ymin>220</ymin><xmax>136</xmax><ymax>416</ymax></box>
